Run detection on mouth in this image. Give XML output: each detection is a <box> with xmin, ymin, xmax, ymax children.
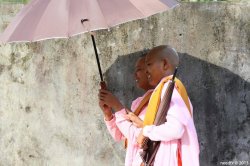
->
<box><xmin>147</xmin><ymin>74</ymin><xmax>151</xmax><ymax>80</ymax></box>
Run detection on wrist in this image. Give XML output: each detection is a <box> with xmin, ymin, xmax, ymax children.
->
<box><xmin>113</xmin><ymin>103</ymin><xmax>124</xmax><ymax>112</ymax></box>
<box><xmin>142</xmin><ymin>125</ymin><xmax>153</xmax><ymax>138</ymax></box>
<box><xmin>104</xmin><ymin>114</ymin><xmax>113</xmax><ymax>121</ymax></box>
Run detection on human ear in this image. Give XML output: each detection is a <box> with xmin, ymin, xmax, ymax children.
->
<box><xmin>162</xmin><ymin>58</ymin><xmax>169</xmax><ymax>70</ymax></box>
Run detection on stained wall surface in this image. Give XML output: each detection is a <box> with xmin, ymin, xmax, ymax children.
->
<box><xmin>0</xmin><ymin>2</ymin><xmax>249</xmax><ymax>166</ymax></box>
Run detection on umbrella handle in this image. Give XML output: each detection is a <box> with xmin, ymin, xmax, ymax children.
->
<box><xmin>91</xmin><ymin>34</ymin><xmax>104</xmax><ymax>82</ymax></box>
<box><xmin>81</xmin><ymin>19</ymin><xmax>104</xmax><ymax>82</ymax></box>
<box><xmin>100</xmin><ymin>81</ymin><xmax>107</xmax><ymax>90</ymax></box>
<box><xmin>99</xmin><ymin>81</ymin><xmax>109</xmax><ymax>109</ymax></box>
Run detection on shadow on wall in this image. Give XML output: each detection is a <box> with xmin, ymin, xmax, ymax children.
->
<box><xmin>178</xmin><ymin>53</ymin><xmax>250</xmax><ymax>165</ymax></box>
<box><xmin>104</xmin><ymin>50</ymin><xmax>149</xmax><ymax>108</ymax></box>
<box><xmin>104</xmin><ymin>51</ymin><xmax>250</xmax><ymax>166</ymax></box>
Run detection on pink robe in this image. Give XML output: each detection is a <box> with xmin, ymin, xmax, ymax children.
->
<box><xmin>142</xmin><ymin>81</ymin><xmax>200</xmax><ymax>166</ymax></box>
<box><xmin>105</xmin><ymin>90</ymin><xmax>153</xmax><ymax>166</ymax></box>
<box><xmin>105</xmin><ymin>80</ymin><xmax>200</xmax><ymax>166</ymax></box>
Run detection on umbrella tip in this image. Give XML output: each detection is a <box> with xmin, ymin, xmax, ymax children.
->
<box><xmin>81</xmin><ymin>19</ymin><xmax>89</xmax><ymax>24</ymax></box>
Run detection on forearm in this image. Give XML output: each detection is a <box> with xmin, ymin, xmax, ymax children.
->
<box><xmin>115</xmin><ymin>109</ymin><xmax>141</xmax><ymax>139</ymax></box>
<box><xmin>104</xmin><ymin>116</ymin><xmax>124</xmax><ymax>141</ymax></box>
<box><xmin>143</xmin><ymin>116</ymin><xmax>184</xmax><ymax>142</ymax></box>
<box><xmin>112</xmin><ymin>103</ymin><xmax>124</xmax><ymax>112</ymax></box>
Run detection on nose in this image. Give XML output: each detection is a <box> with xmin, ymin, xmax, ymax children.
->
<box><xmin>134</xmin><ymin>72</ymin><xmax>137</xmax><ymax>79</ymax></box>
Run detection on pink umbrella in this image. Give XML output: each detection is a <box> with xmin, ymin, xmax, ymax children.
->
<box><xmin>0</xmin><ymin>0</ymin><xmax>179</xmax><ymax>82</ymax></box>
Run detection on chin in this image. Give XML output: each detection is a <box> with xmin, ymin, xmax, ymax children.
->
<box><xmin>149</xmin><ymin>80</ymin><xmax>157</xmax><ymax>87</ymax></box>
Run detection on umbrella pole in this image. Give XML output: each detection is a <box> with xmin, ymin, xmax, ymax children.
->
<box><xmin>91</xmin><ymin>34</ymin><xmax>104</xmax><ymax>82</ymax></box>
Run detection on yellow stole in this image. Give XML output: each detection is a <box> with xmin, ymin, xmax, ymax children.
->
<box><xmin>134</xmin><ymin>91</ymin><xmax>153</xmax><ymax>116</ymax></box>
<box><xmin>124</xmin><ymin>91</ymin><xmax>153</xmax><ymax>148</ymax></box>
<box><xmin>143</xmin><ymin>76</ymin><xmax>191</xmax><ymax>126</ymax></box>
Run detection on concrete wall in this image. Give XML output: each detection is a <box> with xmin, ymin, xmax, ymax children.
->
<box><xmin>0</xmin><ymin>1</ymin><xmax>249</xmax><ymax>166</ymax></box>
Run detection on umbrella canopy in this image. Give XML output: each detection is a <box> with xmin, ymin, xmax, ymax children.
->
<box><xmin>1</xmin><ymin>0</ymin><xmax>179</xmax><ymax>43</ymax></box>
<box><xmin>0</xmin><ymin>0</ymin><xmax>179</xmax><ymax>82</ymax></box>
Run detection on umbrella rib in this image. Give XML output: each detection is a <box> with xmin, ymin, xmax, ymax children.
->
<box><xmin>95</xmin><ymin>0</ymin><xmax>110</xmax><ymax>29</ymax></box>
<box><xmin>7</xmin><ymin>0</ymin><xmax>41</xmax><ymax>41</ymax></box>
<box><xmin>67</xmin><ymin>0</ymin><xmax>70</xmax><ymax>37</ymax></box>
<box><xmin>30</xmin><ymin>0</ymin><xmax>54</xmax><ymax>41</ymax></box>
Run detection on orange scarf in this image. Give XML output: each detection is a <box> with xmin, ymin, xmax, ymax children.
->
<box><xmin>124</xmin><ymin>91</ymin><xmax>153</xmax><ymax>148</ymax></box>
<box><xmin>144</xmin><ymin>76</ymin><xmax>191</xmax><ymax>126</ymax></box>
<box><xmin>143</xmin><ymin>76</ymin><xmax>192</xmax><ymax>166</ymax></box>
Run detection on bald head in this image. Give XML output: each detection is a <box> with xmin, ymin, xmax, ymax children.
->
<box><xmin>145</xmin><ymin>45</ymin><xmax>179</xmax><ymax>86</ymax></box>
<box><xmin>148</xmin><ymin>45</ymin><xmax>179</xmax><ymax>70</ymax></box>
<box><xmin>134</xmin><ymin>55</ymin><xmax>153</xmax><ymax>90</ymax></box>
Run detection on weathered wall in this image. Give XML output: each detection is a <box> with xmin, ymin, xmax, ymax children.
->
<box><xmin>0</xmin><ymin>1</ymin><xmax>249</xmax><ymax>166</ymax></box>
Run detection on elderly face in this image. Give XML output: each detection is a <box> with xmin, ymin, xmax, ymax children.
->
<box><xmin>134</xmin><ymin>57</ymin><xmax>150</xmax><ymax>90</ymax></box>
<box><xmin>145</xmin><ymin>53</ymin><xmax>165</xmax><ymax>87</ymax></box>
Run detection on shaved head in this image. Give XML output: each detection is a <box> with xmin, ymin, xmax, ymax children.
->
<box><xmin>145</xmin><ymin>45</ymin><xmax>179</xmax><ymax>86</ymax></box>
<box><xmin>147</xmin><ymin>45</ymin><xmax>179</xmax><ymax>70</ymax></box>
<box><xmin>136</xmin><ymin>55</ymin><xmax>146</xmax><ymax>65</ymax></box>
<box><xmin>134</xmin><ymin>54</ymin><xmax>153</xmax><ymax>90</ymax></box>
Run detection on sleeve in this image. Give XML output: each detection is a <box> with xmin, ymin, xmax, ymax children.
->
<box><xmin>104</xmin><ymin>115</ymin><xmax>124</xmax><ymax>142</ymax></box>
<box><xmin>143</xmin><ymin>115</ymin><xmax>184</xmax><ymax>142</ymax></box>
<box><xmin>115</xmin><ymin>109</ymin><xmax>142</xmax><ymax>140</ymax></box>
<box><xmin>142</xmin><ymin>83</ymin><xmax>191</xmax><ymax>142</ymax></box>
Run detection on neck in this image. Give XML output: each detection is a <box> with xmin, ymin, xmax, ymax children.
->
<box><xmin>155</xmin><ymin>71</ymin><xmax>174</xmax><ymax>85</ymax></box>
<box><xmin>143</xmin><ymin>86</ymin><xmax>154</xmax><ymax>91</ymax></box>
<box><xmin>163</xmin><ymin>70</ymin><xmax>173</xmax><ymax>78</ymax></box>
